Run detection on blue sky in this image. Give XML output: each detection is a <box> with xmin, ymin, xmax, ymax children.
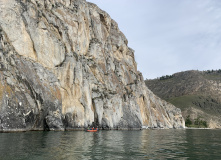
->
<box><xmin>87</xmin><ymin>0</ymin><xmax>221</xmax><ymax>79</ymax></box>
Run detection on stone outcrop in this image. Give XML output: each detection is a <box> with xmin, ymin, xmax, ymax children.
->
<box><xmin>0</xmin><ymin>0</ymin><xmax>184</xmax><ymax>131</ymax></box>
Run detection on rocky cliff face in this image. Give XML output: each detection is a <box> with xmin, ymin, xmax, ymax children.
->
<box><xmin>0</xmin><ymin>0</ymin><xmax>184</xmax><ymax>131</ymax></box>
<box><xmin>145</xmin><ymin>70</ymin><xmax>221</xmax><ymax>128</ymax></box>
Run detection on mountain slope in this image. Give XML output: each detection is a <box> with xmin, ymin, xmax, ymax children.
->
<box><xmin>145</xmin><ymin>70</ymin><xmax>221</xmax><ymax>128</ymax></box>
<box><xmin>0</xmin><ymin>0</ymin><xmax>184</xmax><ymax>132</ymax></box>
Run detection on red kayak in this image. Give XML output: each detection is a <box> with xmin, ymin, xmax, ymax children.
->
<box><xmin>86</xmin><ymin>128</ymin><xmax>98</xmax><ymax>132</ymax></box>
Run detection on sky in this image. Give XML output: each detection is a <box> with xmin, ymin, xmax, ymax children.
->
<box><xmin>87</xmin><ymin>0</ymin><xmax>221</xmax><ymax>79</ymax></box>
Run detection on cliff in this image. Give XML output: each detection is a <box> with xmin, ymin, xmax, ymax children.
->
<box><xmin>145</xmin><ymin>70</ymin><xmax>221</xmax><ymax>128</ymax></box>
<box><xmin>0</xmin><ymin>0</ymin><xmax>184</xmax><ymax>131</ymax></box>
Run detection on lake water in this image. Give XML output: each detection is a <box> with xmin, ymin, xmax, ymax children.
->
<box><xmin>0</xmin><ymin>129</ymin><xmax>220</xmax><ymax>160</ymax></box>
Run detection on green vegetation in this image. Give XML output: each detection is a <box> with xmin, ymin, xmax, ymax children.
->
<box><xmin>168</xmin><ymin>95</ymin><xmax>221</xmax><ymax>116</ymax></box>
<box><xmin>185</xmin><ymin>115</ymin><xmax>208</xmax><ymax>128</ymax></box>
<box><xmin>205</xmin><ymin>69</ymin><xmax>221</xmax><ymax>74</ymax></box>
<box><xmin>185</xmin><ymin>115</ymin><xmax>192</xmax><ymax>126</ymax></box>
<box><xmin>168</xmin><ymin>95</ymin><xmax>201</xmax><ymax>110</ymax></box>
<box><xmin>203</xmin><ymin>69</ymin><xmax>221</xmax><ymax>80</ymax></box>
<box><xmin>158</xmin><ymin>74</ymin><xmax>174</xmax><ymax>80</ymax></box>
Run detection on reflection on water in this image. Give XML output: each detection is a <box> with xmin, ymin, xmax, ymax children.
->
<box><xmin>0</xmin><ymin>129</ymin><xmax>221</xmax><ymax>160</ymax></box>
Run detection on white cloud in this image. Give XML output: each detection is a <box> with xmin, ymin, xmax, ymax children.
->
<box><xmin>87</xmin><ymin>0</ymin><xmax>221</xmax><ymax>79</ymax></box>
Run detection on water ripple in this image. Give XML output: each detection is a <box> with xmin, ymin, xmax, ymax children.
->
<box><xmin>0</xmin><ymin>129</ymin><xmax>221</xmax><ymax>159</ymax></box>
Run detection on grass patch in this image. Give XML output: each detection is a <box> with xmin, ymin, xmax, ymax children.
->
<box><xmin>168</xmin><ymin>94</ymin><xmax>221</xmax><ymax>116</ymax></box>
<box><xmin>167</xmin><ymin>95</ymin><xmax>201</xmax><ymax>110</ymax></box>
<box><xmin>203</xmin><ymin>71</ymin><xmax>221</xmax><ymax>81</ymax></box>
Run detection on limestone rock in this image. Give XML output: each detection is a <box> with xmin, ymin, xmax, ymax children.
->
<box><xmin>0</xmin><ymin>0</ymin><xmax>184</xmax><ymax>131</ymax></box>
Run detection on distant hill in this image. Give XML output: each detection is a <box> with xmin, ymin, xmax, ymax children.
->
<box><xmin>145</xmin><ymin>70</ymin><xmax>221</xmax><ymax>128</ymax></box>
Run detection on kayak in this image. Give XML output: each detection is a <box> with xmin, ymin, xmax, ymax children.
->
<box><xmin>86</xmin><ymin>128</ymin><xmax>98</xmax><ymax>132</ymax></box>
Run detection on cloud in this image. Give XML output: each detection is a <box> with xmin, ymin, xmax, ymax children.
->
<box><xmin>87</xmin><ymin>0</ymin><xmax>221</xmax><ymax>79</ymax></box>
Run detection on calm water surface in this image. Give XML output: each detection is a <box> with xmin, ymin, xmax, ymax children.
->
<box><xmin>0</xmin><ymin>129</ymin><xmax>220</xmax><ymax>160</ymax></box>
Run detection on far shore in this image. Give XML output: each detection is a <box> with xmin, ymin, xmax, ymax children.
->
<box><xmin>185</xmin><ymin>127</ymin><xmax>221</xmax><ymax>129</ymax></box>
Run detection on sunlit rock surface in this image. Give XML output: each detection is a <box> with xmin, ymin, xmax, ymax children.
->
<box><xmin>0</xmin><ymin>0</ymin><xmax>184</xmax><ymax>131</ymax></box>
